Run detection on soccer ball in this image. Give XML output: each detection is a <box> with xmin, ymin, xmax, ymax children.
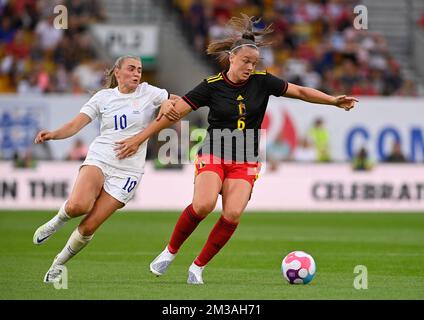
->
<box><xmin>281</xmin><ymin>251</ymin><xmax>316</xmax><ymax>284</ymax></box>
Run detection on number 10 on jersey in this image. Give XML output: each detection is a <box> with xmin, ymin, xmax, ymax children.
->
<box><xmin>114</xmin><ymin>114</ymin><xmax>127</xmax><ymax>130</ymax></box>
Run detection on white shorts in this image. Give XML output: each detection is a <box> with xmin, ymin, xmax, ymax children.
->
<box><xmin>81</xmin><ymin>159</ymin><xmax>142</xmax><ymax>205</ymax></box>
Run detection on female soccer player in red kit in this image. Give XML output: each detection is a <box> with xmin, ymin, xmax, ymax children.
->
<box><xmin>115</xmin><ymin>15</ymin><xmax>358</xmax><ymax>284</ymax></box>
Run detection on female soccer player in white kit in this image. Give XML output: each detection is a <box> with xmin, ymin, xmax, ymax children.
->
<box><xmin>33</xmin><ymin>55</ymin><xmax>180</xmax><ymax>283</ymax></box>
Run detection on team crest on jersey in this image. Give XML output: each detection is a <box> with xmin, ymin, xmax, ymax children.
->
<box><xmin>237</xmin><ymin>95</ymin><xmax>246</xmax><ymax>116</ymax></box>
<box><xmin>131</xmin><ymin>99</ymin><xmax>140</xmax><ymax>109</ymax></box>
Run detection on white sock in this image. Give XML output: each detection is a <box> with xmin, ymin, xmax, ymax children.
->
<box><xmin>46</xmin><ymin>201</ymin><xmax>71</xmax><ymax>229</ymax></box>
<box><xmin>190</xmin><ymin>262</ymin><xmax>204</xmax><ymax>271</ymax></box>
<box><xmin>57</xmin><ymin>200</ymin><xmax>71</xmax><ymax>222</ymax></box>
<box><xmin>53</xmin><ymin>227</ymin><xmax>93</xmax><ymax>266</ymax></box>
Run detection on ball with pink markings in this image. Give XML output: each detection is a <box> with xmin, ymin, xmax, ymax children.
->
<box><xmin>281</xmin><ymin>251</ymin><xmax>316</xmax><ymax>284</ymax></box>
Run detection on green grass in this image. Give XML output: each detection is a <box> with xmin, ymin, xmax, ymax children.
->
<box><xmin>0</xmin><ymin>211</ymin><xmax>423</xmax><ymax>300</ymax></box>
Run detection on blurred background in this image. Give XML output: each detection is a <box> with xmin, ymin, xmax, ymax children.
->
<box><xmin>1</xmin><ymin>0</ymin><xmax>423</xmax><ymax>211</ymax></box>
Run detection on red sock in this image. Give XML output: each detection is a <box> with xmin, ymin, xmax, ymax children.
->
<box><xmin>167</xmin><ymin>204</ymin><xmax>204</xmax><ymax>254</ymax></box>
<box><xmin>194</xmin><ymin>215</ymin><xmax>238</xmax><ymax>267</ymax></box>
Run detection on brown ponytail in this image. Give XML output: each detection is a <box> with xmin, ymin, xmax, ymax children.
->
<box><xmin>207</xmin><ymin>13</ymin><xmax>274</xmax><ymax>68</ymax></box>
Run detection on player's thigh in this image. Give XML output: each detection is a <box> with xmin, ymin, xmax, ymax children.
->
<box><xmin>103</xmin><ymin>169</ymin><xmax>141</xmax><ymax>205</ymax></box>
<box><xmin>67</xmin><ymin>165</ymin><xmax>104</xmax><ymax>214</ymax></box>
<box><xmin>221</xmin><ymin>179</ymin><xmax>253</xmax><ymax>223</ymax></box>
<box><xmin>79</xmin><ymin>189</ymin><xmax>124</xmax><ymax>236</ymax></box>
<box><xmin>192</xmin><ymin>171</ymin><xmax>223</xmax><ymax>216</ymax></box>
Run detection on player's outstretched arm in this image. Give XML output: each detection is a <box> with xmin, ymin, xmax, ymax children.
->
<box><xmin>115</xmin><ymin>98</ymin><xmax>192</xmax><ymax>159</ymax></box>
<box><xmin>284</xmin><ymin>83</ymin><xmax>358</xmax><ymax>111</ymax></box>
<box><xmin>34</xmin><ymin>113</ymin><xmax>92</xmax><ymax>144</ymax></box>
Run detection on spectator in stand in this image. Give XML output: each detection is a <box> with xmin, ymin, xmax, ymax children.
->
<box><xmin>67</xmin><ymin>138</ymin><xmax>88</xmax><ymax>161</ymax></box>
<box><xmin>17</xmin><ymin>71</ymin><xmax>42</xmax><ymax>94</ymax></box>
<box><xmin>267</xmin><ymin>140</ymin><xmax>291</xmax><ymax>171</ymax></box>
<box><xmin>66</xmin><ymin>0</ymin><xmax>106</xmax><ymax>31</ymax></box>
<box><xmin>35</xmin><ymin>14</ymin><xmax>63</xmax><ymax>51</ymax></box>
<box><xmin>5</xmin><ymin>29</ymin><xmax>30</xmax><ymax>60</ymax></box>
<box><xmin>301</xmin><ymin>61</ymin><xmax>322</xmax><ymax>89</ymax></box>
<box><xmin>368</xmin><ymin>68</ymin><xmax>385</xmax><ymax>94</ymax></box>
<box><xmin>308</xmin><ymin>117</ymin><xmax>331</xmax><ymax>162</ymax></box>
<box><xmin>352</xmin><ymin>147</ymin><xmax>372</xmax><ymax>171</ymax></box>
<box><xmin>0</xmin><ymin>16</ymin><xmax>16</xmax><ymax>45</ymax></box>
<box><xmin>384</xmin><ymin>141</ymin><xmax>408</xmax><ymax>163</ymax></box>
<box><xmin>208</xmin><ymin>13</ymin><xmax>234</xmax><ymax>42</ymax></box>
<box><xmin>351</xmin><ymin>78</ymin><xmax>378</xmax><ymax>96</ymax></box>
<box><xmin>186</xmin><ymin>0</ymin><xmax>208</xmax><ymax>53</ymax></box>
<box><xmin>72</xmin><ymin>61</ymin><xmax>105</xmax><ymax>92</ymax></box>
<box><xmin>13</xmin><ymin>150</ymin><xmax>37</xmax><ymax>168</ymax></box>
<box><xmin>339</xmin><ymin>59</ymin><xmax>360</xmax><ymax>95</ymax></box>
<box><xmin>319</xmin><ymin>69</ymin><xmax>342</xmax><ymax>95</ymax></box>
<box><xmin>383</xmin><ymin>56</ymin><xmax>403</xmax><ymax>95</ymax></box>
<box><xmin>292</xmin><ymin>137</ymin><xmax>316</xmax><ymax>162</ymax></box>
<box><xmin>52</xmin><ymin>63</ymin><xmax>70</xmax><ymax>93</ymax></box>
<box><xmin>395</xmin><ymin>79</ymin><xmax>418</xmax><ymax>97</ymax></box>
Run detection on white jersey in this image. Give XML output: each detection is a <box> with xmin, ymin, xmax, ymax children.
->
<box><xmin>80</xmin><ymin>83</ymin><xmax>168</xmax><ymax>174</ymax></box>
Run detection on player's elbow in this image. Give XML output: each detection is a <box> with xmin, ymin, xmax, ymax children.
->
<box><xmin>296</xmin><ymin>86</ymin><xmax>310</xmax><ymax>101</ymax></box>
<box><xmin>285</xmin><ymin>83</ymin><xmax>308</xmax><ymax>100</ymax></box>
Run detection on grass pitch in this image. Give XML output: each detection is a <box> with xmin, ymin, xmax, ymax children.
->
<box><xmin>0</xmin><ymin>211</ymin><xmax>423</xmax><ymax>300</ymax></box>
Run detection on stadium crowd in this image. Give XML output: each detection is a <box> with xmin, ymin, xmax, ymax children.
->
<box><xmin>170</xmin><ymin>0</ymin><xmax>419</xmax><ymax>97</ymax></box>
<box><xmin>1</xmin><ymin>0</ymin><xmax>421</xmax><ymax>96</ymax></box>
<box><xmin>0</xmin><ymin>0</ymin><xmax>106</xmax><ymax>94</ymax></box>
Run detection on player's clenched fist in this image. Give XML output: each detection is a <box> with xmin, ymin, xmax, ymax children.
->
<box><xmin>34</xmin><ymin>130</ymin><xmax>54</xmax><ymax>144</ymax></box>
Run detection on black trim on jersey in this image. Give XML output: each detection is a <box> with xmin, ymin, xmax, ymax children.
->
<box><xmin>182</xmin><ymin>95</ymin><xmax>199</xmax><ymax>110</ymax></box>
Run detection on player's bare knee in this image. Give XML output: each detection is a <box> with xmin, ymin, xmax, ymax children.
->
<box><xmin>193</xmin><ymin>201</ymin><xmax>216</xmax><ymax>216</ymax></box>
<box><xmin>66</xmin><ymin>200</ymin><xmax>92</xmax><ymax>216</ymax></box>
<box><xmin>223</xmin><ymin>209</ymin><xmax>243</xmax><ymax>223</ymax></box>
<box><xmin>78</xmin><ymin>222</ymin><xmax>97</xmax><ymax>237</ymax></box>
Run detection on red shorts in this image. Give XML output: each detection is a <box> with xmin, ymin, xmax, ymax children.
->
<box><xmin>194</xmin><ymin>154</ymin><xmax>261</xmax><ymax>187</ymax></box>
